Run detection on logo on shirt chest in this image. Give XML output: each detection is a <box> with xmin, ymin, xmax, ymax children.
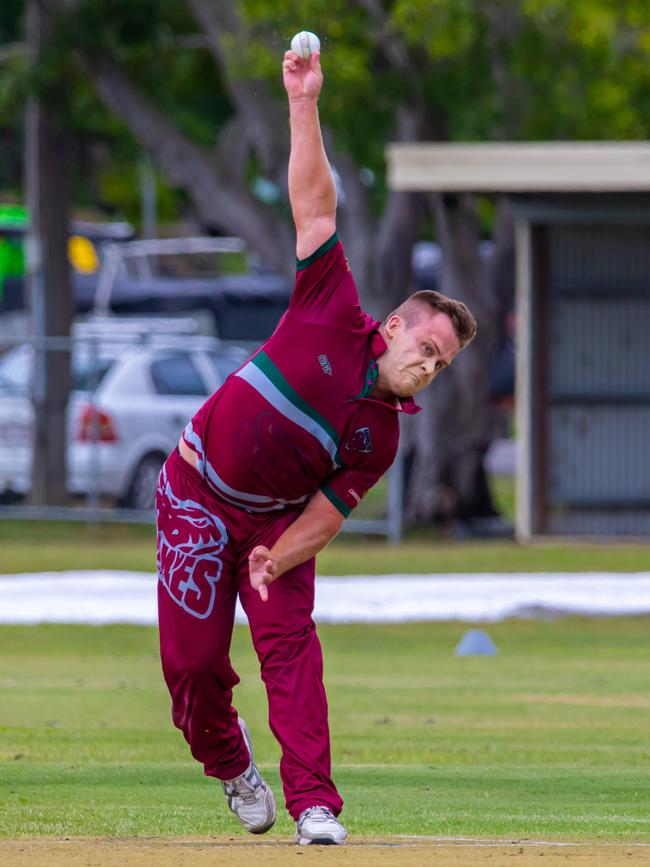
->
<box><xmin>345</xmin><ymin>426</ymin><xmax>373</xmax><ymax>454</ymax></box>
<box><xmin>318</xmin><ymin>354</ymin><xmax>333</xmax><ymax>376</ymax></box>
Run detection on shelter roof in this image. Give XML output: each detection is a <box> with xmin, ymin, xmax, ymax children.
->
<box><xmin>387</xmin><ymin>142</ymin><xmax>650</xmax><ymax>193</ymax></box>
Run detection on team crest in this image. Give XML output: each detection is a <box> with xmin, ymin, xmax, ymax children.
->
<box><xmin>318</xmin><ymin>354</ymin><xmax>333</xmax><ymax>375</ymax></box>
<box><xmin>345</xmin><ymin>426</ymin><xmax>373</xmax><ymax>454</ymax></box>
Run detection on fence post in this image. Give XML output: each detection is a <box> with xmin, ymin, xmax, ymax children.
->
<box><xmin>386</xmin><ymin>444</ymin><xmax>404</xmax><ymax>545</ymax></box>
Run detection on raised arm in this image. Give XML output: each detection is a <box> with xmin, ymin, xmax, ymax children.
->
<box><xmin>283</xmin><ymin>49</ymin><xmax>337</xmax><ymax>260</ymax></box>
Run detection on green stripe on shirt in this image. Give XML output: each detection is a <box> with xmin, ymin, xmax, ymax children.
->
<box><xmin>321</xmin><ymin>484</ymin><xmax>352</xmax><ymax>518</ymax></box>
<box><xmin>252</xmin><ymin>351</ymin><xmax>342</xmax><ymax>458</ymax></box>
<box><xmin>236</xmin><ymin>351</ymin><xmax>344</xmax><ymax>467</ymax></box>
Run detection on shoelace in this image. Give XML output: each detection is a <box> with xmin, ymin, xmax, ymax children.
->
<box><xmin>224</xmin><ymin>765</ymin><xmax>264</xmax><ymax>805</ymax></box>
<box><xmin>301</xmin><ymin>806</ymin><xmax>336</xmax><ymax>825</ymax></box>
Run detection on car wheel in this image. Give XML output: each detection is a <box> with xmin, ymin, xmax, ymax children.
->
<box><xmin>125</xmin><ymin>453</ymin><xmax>165</xmax><ymax>510</ymax></box>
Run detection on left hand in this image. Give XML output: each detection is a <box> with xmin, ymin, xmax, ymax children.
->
<box><xmin>248</xmin><ymin>545</ymin><xmax>280</xmax><ymax>602</ymax></box>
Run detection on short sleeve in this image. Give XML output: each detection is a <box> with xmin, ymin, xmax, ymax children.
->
<box><xmin>320</xmin><ymin>441</ymin><xmax>398</xmax><ymax>518</ymax></box>
<box><xmin>290</xmin><ymin>233</ymin><xmax>366</xmax><ymax>329</ymax></box>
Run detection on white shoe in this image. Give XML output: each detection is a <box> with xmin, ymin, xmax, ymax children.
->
<box><xmin>222</xmin><ymin>717</ymin><xmax>276</xmax><ymax>834</ymax></box>
<box><xmin>295</xmin><ymin>806</ymin><xmax>347</xmax><ymax>845</ymax></box>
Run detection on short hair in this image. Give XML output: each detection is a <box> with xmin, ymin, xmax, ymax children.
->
<box><xmin>387</xmin><ymin>290</ymin><xmax>477</xmax><ymax>349</ymax></box>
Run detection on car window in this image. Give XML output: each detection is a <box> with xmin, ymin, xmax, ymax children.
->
<box><xmin>206</xmin><ymin>350</ymin><xmax>243</xmax><ymax>386</ymax></box>
<box><xmin>150</xmin><ymin>353</ymin><xmax>208</xmax><ymax>396</ymax></box>
<box><xmin>73</xmin><ymin>356</ymin><xmax>116</xmax><ymax>391</ymax></box>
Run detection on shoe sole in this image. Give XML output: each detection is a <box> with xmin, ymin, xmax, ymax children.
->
<box><xmin>296</xmin><ymin>833</ymin><xmax>346</xmax><ymax>846</ymax></box>
<box><xmin>250</xmin><ymin>818</ymin><xmax>276</xmax><ymax>834</ymax></box>
<box><xmin>249</xmin><ymin>787</ymin><xmax>277</xmax><ymax>835</ymax></box>
<box><xmin>297</xmin><ymin>837</ymin><xmax>344</xmax><ymax>845</ymax></box>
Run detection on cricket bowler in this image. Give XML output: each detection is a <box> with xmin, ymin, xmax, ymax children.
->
<box><xmin>155</xmin><ymin>45</ymin><xmax>477</xmax><ymax>845</ymax></box>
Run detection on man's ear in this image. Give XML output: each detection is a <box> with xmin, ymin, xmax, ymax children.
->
<box><xmin>384</xmin><ymin>314</ymin><xmax>402</xmax><ymax>338</ymax></box>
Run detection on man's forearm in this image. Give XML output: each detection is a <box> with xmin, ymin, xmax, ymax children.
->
<box><xmin>288</xmin><ymin>97</ymin><xmax>336</xmax><ymax>230</ymax></box>
<box><xmin>269</xmin><ymin>494</ymin><xmax>343</xmax><ymax>578</ymax></box>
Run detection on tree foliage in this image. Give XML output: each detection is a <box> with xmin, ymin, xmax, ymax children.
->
<box><xmin>3</xmin><ymin>1</ymin><xmax>649</xmax><ymax>221</ymax></box>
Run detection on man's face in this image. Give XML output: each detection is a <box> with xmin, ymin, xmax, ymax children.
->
<box><xmin>375</xmin><ymin>308</ymin><xmax>461</xmax><ymax>398</ymax></box>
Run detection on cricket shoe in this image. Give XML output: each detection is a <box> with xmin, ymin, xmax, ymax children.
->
<box><xmin>296</xmin><ymin>806</ymin><xmax>348</xmax><ymax>845</ymax></box>
<box><xmin>222</xmin><ymin>717</ymin><xmax>276</xmax><ymax>834</ymax></box>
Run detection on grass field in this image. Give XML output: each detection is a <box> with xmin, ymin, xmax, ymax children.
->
<box><xmin>1</xmin><ymin>618</ymin><xmax>649</xmax><ymax>839</ymax></box>
<box><xmin>1</xmin><ymin>518</ymin><xmax>650</xmax><ymax>574</ymax></box>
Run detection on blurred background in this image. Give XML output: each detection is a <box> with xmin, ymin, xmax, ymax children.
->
<box><xmin>0</xmin><ymin>0</ymin><xmax>649</xmax><ymax>542</ymax></box>
<box><xmin>2</xmin><ymin>1</ymin><xmax>650</xmax><ymax>850</ymax></box>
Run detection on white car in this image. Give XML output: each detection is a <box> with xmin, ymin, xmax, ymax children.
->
<box><xmin>0</xmin><ymin>333</ymin><xmax>246</xmax><ymax>510</ymax></box>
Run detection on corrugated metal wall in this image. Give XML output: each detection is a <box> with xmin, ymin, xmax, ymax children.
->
<box><xmin>544</xmin><ymin>224</ymin><xmax>650</xmax><ymax>535</ymax></box>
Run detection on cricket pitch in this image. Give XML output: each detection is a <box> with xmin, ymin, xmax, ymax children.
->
<box><xmin>1</xmin><ymin>837</ymin><xmax>649</xmax><ymax>866</ymax></box>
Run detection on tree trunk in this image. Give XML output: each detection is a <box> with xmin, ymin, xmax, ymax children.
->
<box><xmin>26</xmin><ymin>0</ymin><xmax>73</xmax><ymax>506</ymax></box>
<box><xmin>87</xmin><ymin>55</ymin><xmax>295</xmax><ymax>278</ymax></box>
<box><xmin>403</xmin><ymin>194</ymin><xmax>507</xmax><ymax>528</ymax></box>
<box><xmin>368</xmin><ymin>190</ymin><xmax>427</xmax><ymax>317</ymax></box>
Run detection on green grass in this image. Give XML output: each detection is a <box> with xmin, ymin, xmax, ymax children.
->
<box><xmin>1</xmin><ymin>519</ymin><xmax>649</xmax><ymax>574</ymax></box>
<box><xmin>1</xmin><ymin>620</ymin><xmax>649</xmax><ymax>838</ymax></box>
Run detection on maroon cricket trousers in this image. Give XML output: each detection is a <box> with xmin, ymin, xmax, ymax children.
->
<box><xmin>155</xmin><ymin>448</ymin><xmax>343</xmax><ymax>820</ymax></box>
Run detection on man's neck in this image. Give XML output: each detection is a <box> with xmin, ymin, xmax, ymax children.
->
<box><xmin>371</xmin><ymin>323</ymin><xmax>397</xmax><ymax>403</ymax></box>
<box><xmin>368</xmin><ymin>381</ymin><xmax>394</xmax><ymax>403</ymax></box>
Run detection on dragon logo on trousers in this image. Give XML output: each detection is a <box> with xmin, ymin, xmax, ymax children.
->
<box><xmin>156</xmin><ymin>467</ymin><xmax>228</xmax><ymax>619</ymax></box>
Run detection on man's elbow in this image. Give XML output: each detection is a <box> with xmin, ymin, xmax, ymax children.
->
<box><xmin>321</xmin><ymin>507</ymin><xmax>345</xmax><ymax>543</ymax></box>
<box><xmin>330</xmin><ymin>510</ymin><xmax>345</xmax><ymax>535</ymax></box>
<box><xmin>309</xmin><ymin>490</ymin><xmax>346</xmax><ymax>534</ymax></box>
<box><xmin>293</xmin><ymin>204</ymin><xmax>336</xmax><ymax>235</ymax></box>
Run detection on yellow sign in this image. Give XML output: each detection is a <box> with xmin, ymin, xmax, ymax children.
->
<box><xmin>68</xmin><ymin>235</ymin><xmax>99</xmax><ymax>273</ymax></box>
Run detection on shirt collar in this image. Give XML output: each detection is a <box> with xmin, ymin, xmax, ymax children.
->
<box><xmin>395</xmin><ymin>395</ymin><xmax>421</xmax><ymax>415</ymax></box>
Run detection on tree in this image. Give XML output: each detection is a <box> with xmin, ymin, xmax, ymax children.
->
<box><xmin>0</xmin><ymin>0</ymin><xmax>25</xmax><ymax>193</ymax></box>
<box><xmin>26</xmin><ymin>0</ymin><xmax>73</xmax><ymax>506</ymax></box>
<box><xmin>22</xmin><ymin>0</ymin><xmax>650</xmax><ymax>524</ymax></box>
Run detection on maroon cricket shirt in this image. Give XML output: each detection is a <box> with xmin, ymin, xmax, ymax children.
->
<box><xmin>182</xmin><ymin>233</ymin><xmax>419</xmax><ymax>517</ymax></box>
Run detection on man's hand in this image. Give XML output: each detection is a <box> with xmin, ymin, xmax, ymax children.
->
<box><xmin>283</xmin><ymin>50</ymin><xmax>323</xmax><ymax>102</ymax></box>
<box><xmin>248</xmin><ymin>545</ymin><xmax>280</xmax><ymax>602</ymax></box>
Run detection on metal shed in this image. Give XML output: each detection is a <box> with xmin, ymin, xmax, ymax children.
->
<box><xmin>387</xmin><ymin>143</ymin><xmax>650</xmax><ymax>539</ymax></box>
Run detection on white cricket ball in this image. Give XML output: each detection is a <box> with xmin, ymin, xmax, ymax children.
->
<box><xmin>290</xmin><ymin>31</ymin><xmax>321</xmax><ymax>60</ymax></box>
